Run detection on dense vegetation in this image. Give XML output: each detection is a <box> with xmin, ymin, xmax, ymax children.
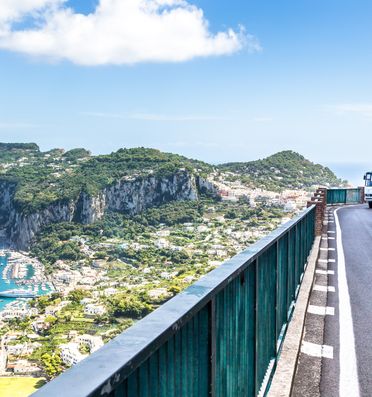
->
<box><xmin>220</xmin><ymin>150</ymin><xmax>345</xmax><ymax>191</ymax></box>
<box><xmin>30</xmin><ymin>201</ymin><xmax>203</xmax><ymax>267</ymax></box>
<box><xmin>0</xmin><ymin>144</ymin><xmax>345</xmax><ymax>215</ymax></box>
<box><xmin>0</xmin><ymin>146</ymin><xmax>212</xmax><ymax>213</ymax></box>
<box><xmin>0</xmin><ymin>143</ymin><xmax>39</xmax><ymax>152</ymax></box>
<box><xmin>0</xmin><ymin>143</ymin><xmax>40</xmax><ymax>163</ymax></box>
<box><xmin>133</xmin><ymin>200</ymin><xmax>204</xmax><ymax>226</ymax></box>
<box><xmin>30</xmin><ymin>212</ymin><xmax>148</xmax><ymax>268</ymax></box>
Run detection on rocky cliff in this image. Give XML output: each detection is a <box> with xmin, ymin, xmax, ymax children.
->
<box><xmin>1</xmin><ymin>170</ymin><xmax>202</xmax><ymax>250</ymax></box>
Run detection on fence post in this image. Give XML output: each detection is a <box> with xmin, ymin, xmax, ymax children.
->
<box><xmin>307</xmin><ymin>187</ymin><xmax>326</xmax><ymax>236</ymax></box>
<box><xmin>359</xmin><ymin>186</ymin><xmax>365</xmax><ymax>204</ymax></box>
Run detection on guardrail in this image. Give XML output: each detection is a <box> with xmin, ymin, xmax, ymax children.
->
<box><xmin>326</xmin><ymin>187</ymin><xmax>364</xmax><ymax>205</ymax></box>
<box><xmin>32</xmin><ymin>206</ymin><xmax>316</xmax><ymax>397</ymax></box>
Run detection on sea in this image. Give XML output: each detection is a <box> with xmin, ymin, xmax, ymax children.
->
<box><xmin>0</xmin><ymin>244</ymin><xmax>52</xmax><ymax>311</ymax></box>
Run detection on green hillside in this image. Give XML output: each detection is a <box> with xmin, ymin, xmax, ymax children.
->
<box><xmin>0</xmin><ymin>145</ymin><xmax>345</xmax><ymax>213</ymax></box>
<box><xmin>0</xmin><ymin>145</ymin><xmax>212</xmax><ymax>213</ymax></box>
<box><xmin>220</xmin><ymin>150</ymin><xmax>345</xmax><ymax>191</ymax></box>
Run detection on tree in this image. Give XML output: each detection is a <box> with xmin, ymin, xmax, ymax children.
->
<box><xmin>41</xmin><ymin>351</ymin><xmax>63</xmax><ymax>378</ymax></box>
<box><xmin>108</xmin><ymin>294</ymin><xmax>151</xmax><ymax>319</ymax></box>
<box><xmin>68</xmin><ymin>289</ymin><xmax>90</xmax><ymax>303</ymax></box>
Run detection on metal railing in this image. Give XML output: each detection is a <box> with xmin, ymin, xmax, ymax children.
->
<box><xmin>326</xmin><ymin>187</ymin><xmax>363</xmax><ymax>205</ymax></box>
<box><xmin>32</xmin><ymin>206</ymin><xmax>316</xmax><ymax>397</ymax></box>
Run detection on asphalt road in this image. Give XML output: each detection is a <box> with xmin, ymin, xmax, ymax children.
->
<box><xmin>336</xmin><ymin>204</ymin><xmax>372</xmax><ymax>396</ymax></box>
<box><xmin>319</xmin><ymin>204</ymin><xmax>372</xmax><ymax>397</ymax></box>
<box><xmin>293</xmin><ymin>204</ymin><xmax>372</xmax><ymax>397</ymax></box>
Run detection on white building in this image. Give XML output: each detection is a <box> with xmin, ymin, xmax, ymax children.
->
<box><xmin>12</xmin><ymin>359</ymin><xmax>41</xmax><ymax>375</ymax></box>
<box><xmin>84</xmin><ymin>304</ymin><xmax>106</xmax><ymax>316</ymax></box>
<box><xmin>45</xmin><ymin>306</ymin><xmax>58</xmax><ymax>316</ymax></box>
<box><xmin>0</xmin><ymin>349</ymin><xmax>7</xmax><ymax>372</ymax></box>
<box><xmin>1</xmin><ymin>309</ymin><xmax>28</xmax><ymax>320</ymax></box>
<box><xmin>60</xmin><ymin>343</ymin><xmax>87</xmax><ymax>366</ymax></box>
<box><xmin>160</xmin><ymin>272</ymin><xmax>172</xmax><ymax>280</ymax></box>
<box><xmin>156</xmin><ymin>230</ymin><xmax>170</xmax><ymax>237</ymax></box>
<box><xmin>6</xmin><ymin>343</ymin><xmax>30</xmax><ymax>356</ymax></box>
<box><xmin>77</xmin><ymin>335</ymin><xmax>104</xmax><ymax>353</ymax></box>
<box><xmin>102</xmin><ymin>288</ymin><xmax>117</xmax><ymax>297</ymax></box>
<box><xmin>154</xmin><ymin>239</ymin><xmax>169</xmax><ymax>249</ymax></box>
<box><xmin>284</xmin><ymin>201</ymin><xmax>297</xmax><ymax>212</ymax></box>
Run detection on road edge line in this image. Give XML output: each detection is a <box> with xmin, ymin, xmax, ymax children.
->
<box><xmin>334</xmin><ymin>207</ymin><xmax>360</xmax><ymax>397</ymax></box>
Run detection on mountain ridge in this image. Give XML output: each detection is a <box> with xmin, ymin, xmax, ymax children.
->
<box><xmin>219</xmin><ymin>150</ymin><xmax>345</xmax><ymax>191</ymax></box>
<box><xmin>0</xmin><ymin>144</ymin><xmax>345</xmax><ymax>249</ymax></box>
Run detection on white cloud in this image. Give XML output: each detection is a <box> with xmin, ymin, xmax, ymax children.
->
<box><xmin>329</xmin><ymin>104</ymin><xmax>372</xmax><ymax>118</ymax></box>
<box><xmin>0</xmin><ymin>0</ymin><xmax>61</xmax><ymax>24</ymax></box>
<box><xmin>0</xmin><ymin>0</ymin><xmax>260</xmax><ymax>65</ymax></box>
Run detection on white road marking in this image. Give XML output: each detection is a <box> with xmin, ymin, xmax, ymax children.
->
<box><xmin>307</xmin><ymin>305</ymin><xmax>335</xmax><ymax>316</ymax></box>
<box><xmin>334</xmin><ymin>208</ymin><xmax>360</xmax><ymax>397</ymax></box>
<box><xmin>320</xmin><ymin>248</ymin><xmax>335</xmax><ymax>251</ymax></box>
<box><xmin>328</xmin><ymin>259</ymin><xmax>336</xmax><ymax>263</ymax></box>
<box><xmin>316</xmin><ymin>269</ymin><xmax>335</xmax><ymax>275</ymax></box>
<box><xmin>257</xmin><ymin>359</ymin><xmax>275</xmax><ymax>397</ymax></box>
<box><xmin>301</xmin><ymin>341</ymin><xmax>334</xmax><ymax>359</ymax></box>
<box><xmin>313</xmin><ymin>285</ymin><xmax>335</xmax><ymax>292</ymax></box>
<box><xmin>318</xmin><ymin>259</ymin><xmax>329</xmax><ymax>263</ymax></box>
<box><xmin>328</xmin><ymin>231</ymin><xmax>336</xmax><ymax>234</ymax></box>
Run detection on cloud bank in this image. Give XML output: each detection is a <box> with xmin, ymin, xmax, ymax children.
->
<box><xmin>0</xmin><ymin>0</ymin><xmax>260</xmax><ymax>65</ymax></box>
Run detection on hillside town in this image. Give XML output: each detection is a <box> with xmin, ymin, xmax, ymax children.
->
<box><xmin>0</xmin><ymin>179</ymin><xmax>312</xmax><ymax>382</ymax></box>
<box><xmin>0</xmin><ymin>145</ymin><xmax>342</xmax><ymax>391</ymax></box>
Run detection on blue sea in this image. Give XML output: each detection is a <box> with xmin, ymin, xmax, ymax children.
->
<box><xmin>0</xmin><ymin>252</ymin><xmax>52</xmax><ymax>311</ymax></box>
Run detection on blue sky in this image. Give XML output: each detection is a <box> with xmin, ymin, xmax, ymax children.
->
<box><xmin>0</xmin><ymin>0</ymin><xmax>371</xmax><ymax>184</ymax></box>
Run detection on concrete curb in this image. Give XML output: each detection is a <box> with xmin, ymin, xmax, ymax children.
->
<box><xmin>267</xmin><ymin>236</ymin><xmax>321</xmax><ymax>397</ymax></box>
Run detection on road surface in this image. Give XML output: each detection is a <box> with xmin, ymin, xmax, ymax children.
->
<box><xmin>293</xmin><ymin>204</ymin><xmax>372</xmax><ymax>397</ymax></box>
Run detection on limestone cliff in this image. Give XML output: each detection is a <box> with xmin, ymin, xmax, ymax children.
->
<box><xmin>0</xmin><ymin>170</ymin><xmax>207</xmax><ymax>250</ymax></box>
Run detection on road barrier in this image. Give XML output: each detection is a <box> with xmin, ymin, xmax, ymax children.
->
<box><xmin>326</xmin><ymin>187</ymin><xmax>364</xmax><ymax>205</ymax></box>
<box><xmin>32</xmin><ymin>205</ymin><xmax>316</xmax><ymax>397</ymax></box>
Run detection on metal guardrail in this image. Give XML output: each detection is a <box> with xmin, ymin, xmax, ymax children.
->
<box><xmin>32</xmin><ymin>205</ymin><xmax>316</xmax><ymax>397</ymax></box>
<box><xmin>326</xmin><ymin>188</ymin><xmax>363</xmax><ymax>205</ymax></box>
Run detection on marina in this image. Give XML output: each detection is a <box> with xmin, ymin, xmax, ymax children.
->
<box><xmin>0</xmin><ymin>249</ymin><xmax>53</xmax><ymax>312</ymax></box>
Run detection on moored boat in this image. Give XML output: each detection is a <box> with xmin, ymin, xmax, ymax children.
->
<box><xmin>0</xmin><ymin>289</ymin><xmax>37</xmax><ymax>298</ymax></box>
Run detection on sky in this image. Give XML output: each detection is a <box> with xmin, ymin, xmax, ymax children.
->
<box><xmin>0</xmin><ymin>0</ymin><xmax>371</xmax><ymax>185</ymax></box>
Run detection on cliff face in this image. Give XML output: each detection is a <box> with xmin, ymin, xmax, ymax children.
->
<box><xmin>9</xmin><ymin>201</ymin><xmax>76</xmax><ymax>250</ymax></box>
<box><xmin>2</xmin><ymin>171</ymin><xmax>202</xmax><ymax>250</ymax></box>
<box><xmin>104</xmin><ymin>172</ymin><xmax>198</xmax><ymax>214</ymax></box>
<box><xmin>0</xmin><ymin>181</ymin><xmax>17</xmax><ymax>227</ymax></box>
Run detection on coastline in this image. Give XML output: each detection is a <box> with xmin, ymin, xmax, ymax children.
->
<box><xmin>0</xmin><ymin>250</ymin><xmax>53</xmax><ymax>313</ymax></box>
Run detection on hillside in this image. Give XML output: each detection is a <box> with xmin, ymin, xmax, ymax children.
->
<box><xmin>0</xmin><ymin>144</ymin><xmax>345</xmax><ymax>249</ymax></box>
<box><xmin>0</xmin><ymin>145</ymin><xmax>212</xmax><ymax>213</ymax></box>
<box><xmin>0</xmin><ymin>144</ymin><xmax>214</xmax><ymax>249</ymax></box>
<box><xmin>220</xmin><ymin>150</ymin><xmax>345</xmax><ymax>191</ymax></box>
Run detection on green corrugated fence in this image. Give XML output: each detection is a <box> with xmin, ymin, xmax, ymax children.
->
<box><xmin>327</xmin><ymin>188</ymin><xmax>362</xmax><ymax>205</ymax></box>
<box><xmin>32</xmin><ymin>206</ymin><xmax>316</xmax><ymax>397</ymax></box>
